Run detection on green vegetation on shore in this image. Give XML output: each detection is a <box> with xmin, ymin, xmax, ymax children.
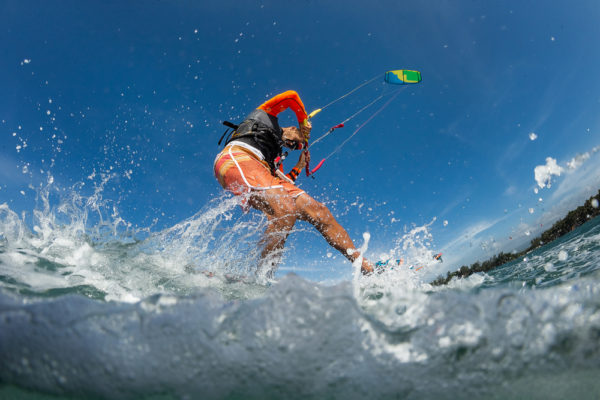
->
<box><xmin>431</xmin><ymin>189</ymin><xmax>600</xmax><ymax>286</ymax></box>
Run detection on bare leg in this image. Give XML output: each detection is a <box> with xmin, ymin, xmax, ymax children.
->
<box><xmin>259</xmin><ymin>214</ymin><xmax>296</xmax><ymax>259</ymax></box>
<box><xmin>249</xmin><ymin>189</ymin><xmax>373</xmax><ymax>274</ymax></box>
<box><xmin>248</xmin><ymin>188</ymin><xmax>298</xmax><ymax>277</ymax></box>
<box><xmin>294</xmin><ymin>193</ymin><xmax>373</xmax><ymax>274</ymax></box>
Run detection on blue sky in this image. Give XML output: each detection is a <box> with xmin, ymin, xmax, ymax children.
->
<box><xmin>1</xmin><ymin>0</ymin><xmax>599</xmax><ymax>280</ymax></box>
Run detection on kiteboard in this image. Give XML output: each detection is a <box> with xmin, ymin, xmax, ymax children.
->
<box><xmin>374</xmin><ymin>253</ymin><xmax>443</xmax><ymax>273</ymax></box>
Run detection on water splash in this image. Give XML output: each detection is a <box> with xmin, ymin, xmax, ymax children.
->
<box><xmin>1</xmin><ymin>269</ymin><xmax>599</xmax><ymax>400</ymax></box>
<box><xmin>1</xmin><ymin>185</ymin><xmax>600</xmax><ymax>399</ymax></box>
<box><xmin>0</xmin><ymin>179</ymin><xmax>271</xmax><ymax>302</ymax></box>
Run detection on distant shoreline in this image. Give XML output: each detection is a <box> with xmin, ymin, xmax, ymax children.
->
<box><xmin>431</xmin><ymin>189</ymin><xmax>600</xmax><ymax>286</ymax></box>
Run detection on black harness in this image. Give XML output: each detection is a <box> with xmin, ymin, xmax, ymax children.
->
<box><xmin>218</xmin><ymin>109</ymin><xmax>284</xmax><ymax>170</ymax></box>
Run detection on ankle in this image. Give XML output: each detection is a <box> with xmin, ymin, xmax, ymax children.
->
<box><xmin>361</xmin><ymin>259</ymin><xmax>374</xmax><ymax>275</ymax></box>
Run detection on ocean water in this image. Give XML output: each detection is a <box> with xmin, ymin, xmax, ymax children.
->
<box><xmin>1</xmin><ymin>188</ymin><xmax>600</xmax><ymax>400</ymax></box>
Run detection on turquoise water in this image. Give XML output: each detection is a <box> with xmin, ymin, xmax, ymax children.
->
<box><xmin>1</xmin><ymin>194</ymin><xmax>599</xmax><ymax>399</ymax></box>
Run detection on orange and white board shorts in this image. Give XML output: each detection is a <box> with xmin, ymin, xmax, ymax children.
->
<box><xmin>214</xmin><ymin>145</ymin><xmax>305</xmax><ymax>199</ymax></box>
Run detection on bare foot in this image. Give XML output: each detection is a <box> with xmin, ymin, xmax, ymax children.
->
<box><xmin>361</xmin><ymin>258</ymin><xmax>374</xmax><ymax>275</ymax></box>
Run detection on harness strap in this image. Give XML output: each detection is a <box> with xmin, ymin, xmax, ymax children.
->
<box><xmin>218</xmin><ymin>121</ymin><xmax>240</xmax><ymax>145</ymax></box>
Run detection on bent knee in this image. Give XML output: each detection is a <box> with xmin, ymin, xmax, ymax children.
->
<box><xmin>252</xmin><ymin>188</ymin><xmax>299</xmax><ymax>218</ymax></box>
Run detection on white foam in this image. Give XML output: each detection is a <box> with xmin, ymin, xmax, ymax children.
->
<box><xmin>0</xmin><ymin>181</ymin><xmax>272</xmax><ymax>302</ymax></box>
<box><xmin>557</xmin><ymin>250</ymin><xmax>568</xmax><ymax>261</ymax></box>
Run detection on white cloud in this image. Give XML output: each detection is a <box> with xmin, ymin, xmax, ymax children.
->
<box><xmin>441</xmin><ymin>145</ymin><xmax>600</xmax><ymax>275</ymax></box>
<box><xmin>566</xmin><ymin>153</ymin><xmax>590</xmax><ymax>170</ymax></box>
<box><xmin>566</xmin><ymin>146</ymin><xmax>600</xmax><ymax>170</ymax></box>
<box><xmin>550</xmin><ymin>149</ymin><xmax>600</xmax><ymax>205</ymax></box>
<box><xmin>522</xmin><ymin>150</ymin><xmax>600</xmax><ymax>240</ymax></box>
<box><xmin>534</xmin><ymin>157</ymin><xmax>563</xmax><ymax>188</ymax></box>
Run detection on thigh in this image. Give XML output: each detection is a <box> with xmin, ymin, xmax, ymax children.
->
<box><xmin>214</xmin><ymin>148</ymin><xmax>276</xmax><ymax>194</ymax></box>
<box><xmin>249</xmin><ymin>187</ymin><xmax>297</xmax><ymax>218</ymax></box>
<box><xmin>215</xmin><ymin>147</ymin><xmax>304</xmax><ymax>198</ymax></box>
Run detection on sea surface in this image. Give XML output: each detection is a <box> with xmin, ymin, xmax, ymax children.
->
<box><xmin>1</xmin><ymin>190</ymin><xmax>600</xmax><ymax>400</ymax></box>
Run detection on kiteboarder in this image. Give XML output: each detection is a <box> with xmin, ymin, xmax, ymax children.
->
<box><xmin>214</xmin><ymin>90</ymin><xmax>374</xmax><ymax>277</ymax></box>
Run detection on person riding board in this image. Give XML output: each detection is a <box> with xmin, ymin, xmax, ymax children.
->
<box><xmin>214</xmin><ymin>90</ymin><xmax>374</xmax><ymax>277</ymax></box>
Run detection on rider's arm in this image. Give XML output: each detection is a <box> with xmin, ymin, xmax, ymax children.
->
<box><xmin>258</xmin><ymin>90</ymin><xmax>308</xmax><ymax>126</ymax></box>
<box><xmin>281</xmin><ymin>151</ymin><xmax>308</xmax><ymax>181</ymax></box>
<box><xmin>285</xmin><ymin>166</ymin><xmax>302</xmax><ymax>182</ymax></box>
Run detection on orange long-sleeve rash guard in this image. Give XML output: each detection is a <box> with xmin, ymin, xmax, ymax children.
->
<box><xmin>257</xmin><ymin>90</ymin><xmax>308</xmax><ymax>126</ymax></box>
<box><xmin>257</xmin><ymin>90</ymin><xmax>308</xmax><ymax>182</ymax></box>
